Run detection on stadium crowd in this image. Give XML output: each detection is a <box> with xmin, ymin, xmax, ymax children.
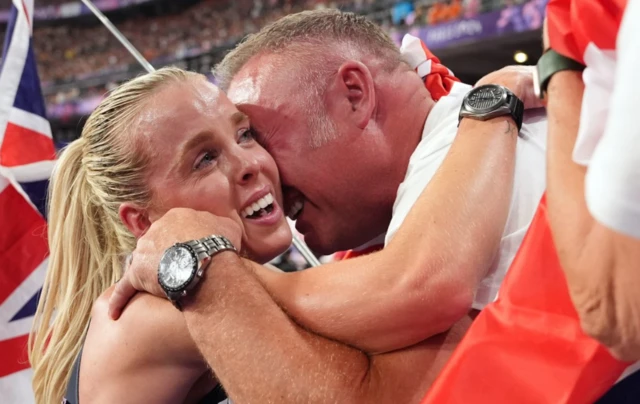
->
<box><xmin>19</xmin><ymin>0</ymin><xmax>388</xmax><ymax>84</ymax></box>
<box><xmin>0</xmin><ymin>0</ymin><xmax>534</xmax><ymax>118</ymax></box>
<box><xmin>2</xmin><ymin>0</ymin><xmax>509</xmax><ymax>86</ymax></box>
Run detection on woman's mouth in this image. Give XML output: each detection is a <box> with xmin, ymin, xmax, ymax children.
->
<box><xmin>241</xmin><ymin>192</ymin><xmax>283</xmax><ymax>225</ymax></box>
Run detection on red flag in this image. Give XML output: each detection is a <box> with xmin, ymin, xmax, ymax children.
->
<box><xmin>546</xmin><ymin>0</ymin><xmax>626</xmax><ymax>62</ymax></box>
<box><xmin>422</xmin><ymin>195</ymin><xmax>629</xmax><ymax>404</ymax></box>
<box><xmin>400</xmin><ymin>34</ymin><xmax>460</xmax><ymax>101</ymax></box>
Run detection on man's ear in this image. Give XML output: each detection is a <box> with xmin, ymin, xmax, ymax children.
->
<box><xmin>119</xmin><ymin>202</ymin><xmax>151</xmax><ymax>238</ymax></box>
<box><xmin>331</xmin><ymin>60</ymin><xmax>376</xmax><ymax>129</ymax></box>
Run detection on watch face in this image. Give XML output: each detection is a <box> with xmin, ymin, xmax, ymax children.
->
<box><xmin>158</xmin><ymin>244</ymin><xmax>197</xmax><ymax>291</ymax></box>
<box><xmin>466</xmin><ymin>85</ymin><xmax>505</xmax><ymax>111</ymax></box>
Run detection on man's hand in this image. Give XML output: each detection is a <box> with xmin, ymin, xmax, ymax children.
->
<box><xmin>108</xmin><ymin>208</ymin><xmax>242</xmax><ymax>320</ymax></box>
<box><xmin>476</xmin><ymin>65</ymin><xmax>542</xmax><ymax>109</ymax></box>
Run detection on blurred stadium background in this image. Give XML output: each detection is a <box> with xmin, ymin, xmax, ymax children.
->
<box><xmin>0</xmin><ymin>0</ymin><xmax>547</xmax><ymax>148</ymax></box>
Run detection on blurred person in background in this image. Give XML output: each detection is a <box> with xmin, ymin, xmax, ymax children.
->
<box><xmin>109</xmin><ymin>9</ymin><xmax>548</xmax><ymax>403</ymax></box>
<box><xmin>541</xmin><ymin>0</ymin><xmax>640</xmax><ymax>363</ymax></box>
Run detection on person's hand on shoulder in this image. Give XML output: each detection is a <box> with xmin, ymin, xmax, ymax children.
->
<box><xmin>108</xmin><ymin>208</ymin><xmax>242</xmax><ymax>320</ymax></box>
<box><xmin>476</xmin><ymin>65</ymin><xmax>542</xmax><ymax>110</ymax></box>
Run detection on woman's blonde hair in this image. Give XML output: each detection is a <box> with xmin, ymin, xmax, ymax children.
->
<box><xmin>28</xmin><ymin>67</ymin><xmax>202</xmax><ymax>404</ymax></box>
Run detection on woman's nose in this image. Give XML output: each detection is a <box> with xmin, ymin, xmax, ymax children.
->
<box><xmin>232</xmin><ymin>148</ymin><xmax>261</xmax><ymax>185</ymax></box>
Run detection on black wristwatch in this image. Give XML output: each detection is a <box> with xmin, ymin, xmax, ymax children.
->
<box><xmin>458</xmin><ymin>84</ymin><xmax>524</xmax><ymax>132</ymax></box>
<box><xmin>158</xmin><ymin>235</ymin><xmax>237</xmax><ymax>310</ymax></box>
<box><xmin>533</xmin><ymin>49</ymin><xmax>585</xmax><ymax>99</ymax></box>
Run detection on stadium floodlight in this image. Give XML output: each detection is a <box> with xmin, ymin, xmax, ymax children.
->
<box><xmin>514</xmin><ymin>51</ymin><xmax>528</xmax><ymax>64</ymax></box>
<box><xmin>79</xmin><ymin>0</ymin><xmax>322</xmax><ymax>268</ymax></box>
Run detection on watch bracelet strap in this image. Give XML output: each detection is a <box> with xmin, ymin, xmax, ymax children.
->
<box><xmin>538</xmin><ymin>49</ymin><xmax>585</xmax><ymax>96</ymax></box>
<box><xmin>188</xmin><ymin>235</ymin><xmax>237</xmax><ymax>259</ymax></box>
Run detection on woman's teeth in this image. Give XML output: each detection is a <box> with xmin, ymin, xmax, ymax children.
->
<box><xmin>243</xmin><ymin>193</ymin><xmax>274</xmax><ymax>218</ymax></box>
<box><xmin>287</xmin><ymin>200</ymin><xmax>303</xmax><ymax>220</ymax></box>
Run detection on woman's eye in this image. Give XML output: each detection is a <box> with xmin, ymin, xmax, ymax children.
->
<box><xmin>238</xmin><ymin>128</ymin><xmax>256</xmax><ymax>143</ymax></box>
<box><xmin>194</xmin><ymin>150</ymin><xmax>218</xmax><ymax>170</ymax></box>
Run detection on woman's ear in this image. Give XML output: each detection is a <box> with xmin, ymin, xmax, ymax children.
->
<box><xmin>119</xmin><ymin>202</ymin><xmax>151</xmax><ymax>238</ymax></box>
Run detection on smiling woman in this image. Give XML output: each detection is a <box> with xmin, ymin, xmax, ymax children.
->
<box><xmin>28</xmin><ymin>66</ymin><xmax>292</xmax><ymax>404</ymax></box>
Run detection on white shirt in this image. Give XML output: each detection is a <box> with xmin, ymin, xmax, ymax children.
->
<box><xmin>575</xmin><ymin>0</ymin><xmax>640</xmax><ymax>240</ymax></box>
<box><xmin>385</xmin><ymin>82</ymin><xmax>547</xmax><ymax>309</ymax></box>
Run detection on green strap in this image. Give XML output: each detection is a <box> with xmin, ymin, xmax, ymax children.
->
<box><xmin>537</xmin><ymin>49</ymin><xmax>586</xmax><ymax>96</ymax></box>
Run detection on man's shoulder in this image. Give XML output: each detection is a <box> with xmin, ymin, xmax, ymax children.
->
<box><xmin>420</xmin><ymin>82</ymin><xmax>471</xmax><ymax>143</ymax></box>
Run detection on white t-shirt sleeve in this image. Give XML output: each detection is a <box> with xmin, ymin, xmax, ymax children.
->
<box><xmin>584</xmin><ymin>0</ymin><xmax>640</xmax><ymax>240</ymax></box>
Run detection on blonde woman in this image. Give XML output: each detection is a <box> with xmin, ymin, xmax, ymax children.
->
<box><xmin>29</xmin><ymin>67</ymin><xmax>292</xmax><ymax>403</ymax></box>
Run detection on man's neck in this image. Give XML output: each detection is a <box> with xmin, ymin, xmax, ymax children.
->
<box><xmin>343</xmin><ymin>68</ymin><xmax>437</xmax><ymax>247</ymax></box>
<box><xmin>381</xmin><ymin>70</ymin><xmax>435</xmax><ymax>185</ymax></box>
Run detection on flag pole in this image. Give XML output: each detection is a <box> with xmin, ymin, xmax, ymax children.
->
<box><xmin>80</xmin><ymin>0</ymin><xmax>321</xmax><ymax>267</ymax></box>
<box><xmin>292</xmin><ymin>231</ymin><xmax>322</xmax><ymax>267</ymax></box>
<box><xmin>79</xmin><ymin>0</ymin><xmax>155</xmax><ymax>73</ymax></box>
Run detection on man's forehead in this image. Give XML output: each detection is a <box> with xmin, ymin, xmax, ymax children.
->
<box><xmin>227</xmin><ymin>54</ymin><xmax>294</xmax><ymax>109</ymax></box>
<box><xmin>227</xmin><ymin>74</ymin><xmax>262</xmax><ymax>106</ymax></box>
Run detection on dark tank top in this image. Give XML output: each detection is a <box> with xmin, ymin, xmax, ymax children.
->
<box><xmin>63</xmin><ymin>345</ymin><xmax>228</xmax><ymax>404</ymax></box>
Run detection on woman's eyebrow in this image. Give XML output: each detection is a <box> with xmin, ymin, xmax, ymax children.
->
<box><xmin>173</xmin><ymin>131</ymin><xmax>211</xmax><ymax>171</ymax></box>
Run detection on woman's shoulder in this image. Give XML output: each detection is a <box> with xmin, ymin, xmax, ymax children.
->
<box><xmin>79</xmin><ymin>286</ymin><xmax>210</xmax><ymax>402</ymax></box>
<box><xmin>87</xmin><ymin>285</ymin><xmax>203</xmax><ymax>368</ymax></box>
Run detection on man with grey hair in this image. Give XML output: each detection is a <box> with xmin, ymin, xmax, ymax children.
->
<box><xmin>110</xmin><ymin>9</ymin><xmax>546</xmax><ymax>403</ymax></box>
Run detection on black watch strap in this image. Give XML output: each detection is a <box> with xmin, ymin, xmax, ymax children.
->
<box><xmin>535</xmin><ymin>49</ymin><xmax>585</xmax><ymax>98</ymax></box>
<box><xmin>507</xmin><ymin>91</ymin><xmax>525</xmax><ymax>132</ymax></box>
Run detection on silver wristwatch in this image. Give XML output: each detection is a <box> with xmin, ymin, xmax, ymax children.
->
<box><xmin>158</xmin><ymin>235</ymin><xmax>237</xmax><ymax>309</ymax></box>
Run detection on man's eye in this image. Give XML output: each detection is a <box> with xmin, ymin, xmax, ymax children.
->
<box><xmin>195</xmin><ymin>150</ymin><xmax>217</xmax><ymax>170</ymax></box>
<box><xmin>238</xmin><ymin>128</ymin><xmax>256</xmax><ymax>143</ymax></box>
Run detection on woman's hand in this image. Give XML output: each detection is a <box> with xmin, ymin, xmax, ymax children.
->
<box><xmin>108</xmin><ymin>208</ymin><xmax>242</xmax><ymax>320</ymax></box>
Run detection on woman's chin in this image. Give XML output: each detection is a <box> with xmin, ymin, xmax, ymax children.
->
<box><xmin>243</xmin><ymin>243</ymin><xmax>291</xmax><ymax>264</ymax></box>
<box><xmin>242</xmin><ymin>223</ymin><xmax>293</xmax><ymax>264</ymax></box>
<box><xmin>242</xmin><ymin>237</ymin><xmax>293</xmax><ymax>264</ymax></box>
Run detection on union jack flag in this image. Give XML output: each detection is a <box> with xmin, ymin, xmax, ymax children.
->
<box><xmin>0</xmin><ymin>1</ymin><xmax>55</xmax><ymax>402</ymax></box>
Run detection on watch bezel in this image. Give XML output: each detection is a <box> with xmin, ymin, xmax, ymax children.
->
<box><xmin>158</xmin><ymin>243</ymin><xmax>199</xmax><ymax>293</ymax></box>
<box><xmin>463</xmin><ymin>84</ymin><xmax>508</xmax><ymax>114</ymax></box>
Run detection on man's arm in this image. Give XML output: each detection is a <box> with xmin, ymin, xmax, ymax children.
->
<box><xmin>255</xmin><ymin>115</ymin><xmax>519</xmax><ymax>354</ymax></box>
<box><xmin>183</xmin><ymin>251</ymin><xmax>368</xmax><ymax>404</ymax></box>
<box><xmin>108</xmin><ymin>210</ymin><xmax>474</xmax><ymax>404</ymax></box>
<box><xmin>182</xmin><ymin>251</ymin><xmax>472</xmax><ymax>404</ymax></box>
<box><xmin>546</xmin><ymin>66</ymin><xmax>640</xmax><ymax>361</ymax></box>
